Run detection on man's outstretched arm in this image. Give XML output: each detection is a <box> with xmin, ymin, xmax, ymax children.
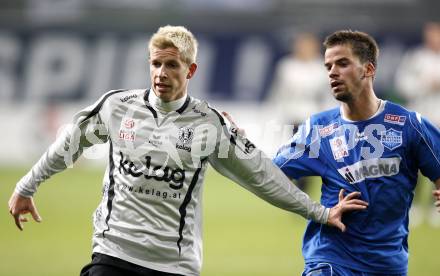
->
<box><xmin>8</xmin><ymin>91</ymin><xmax>114</xmax><ymax>230</ymax></box>
<box><xmin>210</xmin><ymin>111</ymin><xmax>368</xmax><ymax>231</ymax></box>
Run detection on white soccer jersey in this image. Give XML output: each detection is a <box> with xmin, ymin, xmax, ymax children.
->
<box><xmin>15</xmin><ymin>89</ymin><xmax>329</xmax><ymax>276</ymax></box>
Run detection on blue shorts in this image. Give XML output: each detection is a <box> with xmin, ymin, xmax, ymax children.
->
<box><xmin>302</xmin><ymin>262</ymin><xmax>407</xmax><ymax>276</ymax></box>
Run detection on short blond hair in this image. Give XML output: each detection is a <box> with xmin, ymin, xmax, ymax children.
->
<box><xmin>149</xmin><ymin>25</ymin><xmax>198</xmax><ymax>65</ymax></box>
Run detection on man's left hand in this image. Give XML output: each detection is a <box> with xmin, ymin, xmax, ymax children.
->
<box><xmin>327</xmin><ymin>189</ymin><xmax>368</xmax><ymax>232</ymax></box>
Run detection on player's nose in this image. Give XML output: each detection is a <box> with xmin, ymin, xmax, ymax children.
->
<box><xmin>328</xmin><ymin>66</ymin><xmax>339</xmax><ymax>78</ymax></box>
<box><xmin>157</xmin><ymin>66</ymin><xmax>168</xmax><ymax>78</ymax></box>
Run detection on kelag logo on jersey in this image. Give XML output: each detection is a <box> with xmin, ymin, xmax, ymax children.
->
<box><xmin>338</xmin><ymin>157</ymin><xmax>401</xmax><ymax>184</ymax></box>
<box><xmin>380</xmin><ymin>128</ymin><xmax>402</xmax><ymax>150</ymax></box>
<box><xmin>119</xmin><ymin>152</ymin><xmax>185</xmax><ymax>190</ymax></box>
<box><xmin>176</xmin><ymin>127</ymin><xmax>194</xmax><ymax>152</ymax></box>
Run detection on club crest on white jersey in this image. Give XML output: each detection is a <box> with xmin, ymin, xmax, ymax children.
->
<box><xmin>176</xmin><ymin>126</ymin><xmax>194</xmax><ymax>152</ymax></box>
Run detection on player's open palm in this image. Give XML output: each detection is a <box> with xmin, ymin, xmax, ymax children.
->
<box><xmin>8</xmin><ymin>192</ymin><xmax>42</xmax><ymax>231</ymax></box>
<box><xmin>327</xmin><ymin>189</ymin><xmax>368</xmax><ymax>232</ymax></box>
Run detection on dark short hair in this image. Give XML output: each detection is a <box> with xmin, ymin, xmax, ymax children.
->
<box><xmin>323</xmin><ymin>30</ymin><xmax>379</xmax><ymax>68</ymax></box>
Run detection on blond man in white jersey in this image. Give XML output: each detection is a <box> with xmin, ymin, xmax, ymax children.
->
<box><xmin>8</xmin><ymin>26</ymin><xmax>367</xmax><ymax>276</ymax></box>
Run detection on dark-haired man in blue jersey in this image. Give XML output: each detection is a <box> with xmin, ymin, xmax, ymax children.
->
<box><xmin>273</xmin><ymin>30</ymin><xmax>440</xmax><ymax>275</ymax></box>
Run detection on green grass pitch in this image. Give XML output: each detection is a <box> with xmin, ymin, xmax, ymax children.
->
<box><xmin>1</xmin><ymin>165</ymin><xmax>438</xmax><ymax>275</ymax></box>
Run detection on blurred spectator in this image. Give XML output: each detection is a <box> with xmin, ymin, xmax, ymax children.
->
<box><xmin>395</xmin><ymin>22</ymin><xmax>440</xmax><ymax>228</ymax></box>
<box><xmin>267</xmin><ymin>32</ymin><xmax>333</xmax><ymax>126</ymax></box>
<box><xmin>395</xmin><ymin>22</ymin><xmax>440</xmax><ymax>125</ymax></box>
<box><xmin>266</xmin><ymin>32</ymin><xmax>333</xmax><ymax>192</ymax></box>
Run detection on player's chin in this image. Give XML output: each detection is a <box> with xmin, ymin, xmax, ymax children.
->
<box><xmin>333</xmin><ymin>91</ymin><xmax>350</xmax><ymax>102</ymax></box>
<box><xmin>155</xmin><ymin>91</ymin><xmax>172</xmax><ymax>101</ymax></box>
<box><xmin>155</xmin><ymin>87</ymin><xmax>173</xmax><ymax>97</ymax></box>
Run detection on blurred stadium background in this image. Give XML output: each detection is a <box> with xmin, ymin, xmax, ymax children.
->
<box><xmin>1</xmin><ymin>1</ymin><xmax>439</xmax><ymax>275</ymax></box>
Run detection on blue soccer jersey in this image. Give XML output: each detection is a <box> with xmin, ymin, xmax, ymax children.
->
<box><xmin>274</xmin><ymin>101</ymin><xmax>440</xmax><ymax>274</ymax></box>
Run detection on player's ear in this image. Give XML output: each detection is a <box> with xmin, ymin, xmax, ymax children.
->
<box><xmin>364</xmin><ymin>62</ymin><xmax>375</xmax><ymax>78</ymax></box>
<box><xmin>187</xmin><ymin>63</ymin><xmax>197</xmax><ymax>79</ymax></box>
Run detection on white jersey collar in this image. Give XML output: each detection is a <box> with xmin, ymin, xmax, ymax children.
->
<box><xmin>148</xmin><ymin>89</ymin><xmax>188</xmax><ymax>113</ymax></box>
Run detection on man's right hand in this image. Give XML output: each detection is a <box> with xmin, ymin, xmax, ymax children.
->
<box><xmin>8</xmin><ymin>192</ymin><xmax>42</xmax><ymax>231</ymax></box>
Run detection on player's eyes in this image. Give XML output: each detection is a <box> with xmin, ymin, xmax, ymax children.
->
<box><xmin>151</xmin><ymin>61</ymin><xmax>161</xmax><ymax>67</ymax></box>
<box><xmin>337</xmin><ymin>59</ymin><xmax>350</xmax><ymax>67</ymax></box>
<box><xmin>167</xmin><ymin>62</ymin><xmax>179</xmax><ymax>68</ymax></box>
